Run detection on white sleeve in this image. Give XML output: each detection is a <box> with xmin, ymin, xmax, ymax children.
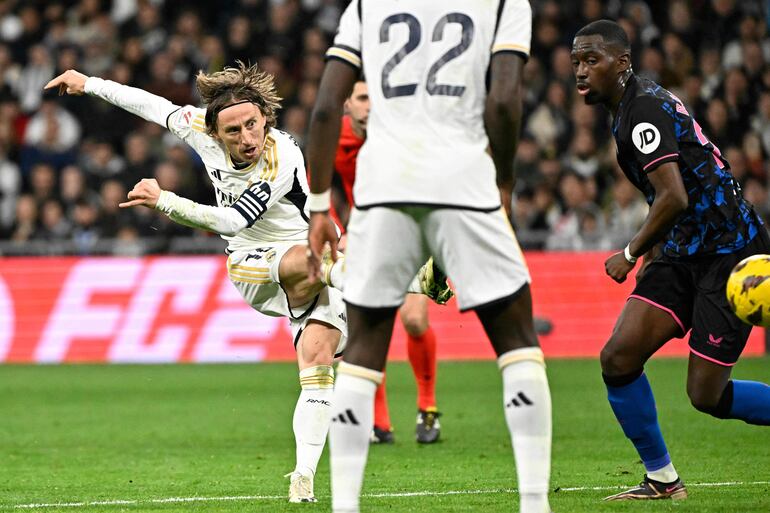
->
<box><xmin>492</xmin><ymin>0</ymin><xmax>532</xmax><ymax>60</ymax></box>
<box><xmin>325</xmin><ymin>0</ymin><xmax>361</xmax><ymax>69</ymax></box>
<box><xmin>155</xmin><ymin>190</ymin><xmax>248</xmax><ymax>237</ymax></box>
<box><xmin>84</xmin><ymin>76</ymin><xmax>181</xmax><ymax>128</ymax></box>
<box><xmin>164</xmin><ymin>105</ymin><xmax>208</xmax><ymax>140</ymax></box>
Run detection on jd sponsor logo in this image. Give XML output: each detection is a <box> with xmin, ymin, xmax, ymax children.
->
<box><xmin>632</xmin><ymin>122</ymin><xmax>661</xmax><ymax>154</ymax></box>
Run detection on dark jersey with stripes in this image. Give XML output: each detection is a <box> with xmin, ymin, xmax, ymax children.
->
<box><xmin>612</xmin><ymin>74</ymin><xmax>762</xmax><ymax>258</ymax></box>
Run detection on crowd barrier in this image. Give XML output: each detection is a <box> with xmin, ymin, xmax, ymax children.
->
<box><xmin>0</xmin><ymin>253</ymin><xmax>764</xmax><ymax>363</ymax></box>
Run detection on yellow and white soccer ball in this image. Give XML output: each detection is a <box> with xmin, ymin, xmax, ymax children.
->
<box><xmin>726</xmin><ymin>254</ymin><xmax>770</xmax><ymax>327</ymax></box>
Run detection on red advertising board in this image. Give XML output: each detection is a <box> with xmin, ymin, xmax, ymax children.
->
<box><xmin>0</xmin><ymin>254</ymin><xmax>764</xmax><ymax>363</ymax></box>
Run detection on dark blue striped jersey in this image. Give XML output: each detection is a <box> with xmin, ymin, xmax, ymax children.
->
<box><xmin>612</xmin><ymin>74</ymin><xmax>762</xmax><ymax>258</ymax></box>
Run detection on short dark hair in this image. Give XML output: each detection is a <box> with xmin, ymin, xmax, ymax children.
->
<box><xmin>575</xmin><ymin>19</ymin><xmax>630</xmax><ymax>51</ymax></box>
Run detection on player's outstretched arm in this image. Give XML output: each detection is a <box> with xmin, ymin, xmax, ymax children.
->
<box><xmin>305</xmin><ymin>59</ymin><xmax>357</xmax><ymax>280</ymax></box>
<box><xmin>484</xmin><ymin>52</ymin><xmax>526</xmax><ymax>216</ymax></box>
<box><xmin>120</xmin><ymin>178</ymin><xmax>249</xmax><ymax>237</ymax></box>
<box><xmin>45</xmin><ymin>69</ymin><xmax>180</xmax><ymax>128</ymax></box>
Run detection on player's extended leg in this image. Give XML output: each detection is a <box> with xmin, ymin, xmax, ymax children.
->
<box><xmin>278</xmin><ymin>245</ymin><xmax>328</xmax><ymax>306</ymax></box>
<box><xmin>686</xmin><ymin>350</ymin><xmax>770</xmax><ymax>425</ymax></box>
<box><xmin>475</xmin><ymin>285</ymin><xmax>552</xmax><ymax>513</ymax></box>
<box><xmin>601</xmin><ymin>298</ymin><xmax>688</xmax><ymax>500</ymax></box>
<box><xmin>286</xmin><ymin>320</ymin><xmax>340</xmax><ymax>503</ymax></box>
<box><xmin>684</xmin><ymin>257</ymin><xmax>770</xmax><ymax>426</ymax></box>
<box><xmin>401</xmin><ymin>294</ymin><xmax>441</xmax><ymax>443</ymax></box>
<box><xmin>329</xmin><ymin>305</ymin><xmax>398</xmax><ymax>513</ymax></box>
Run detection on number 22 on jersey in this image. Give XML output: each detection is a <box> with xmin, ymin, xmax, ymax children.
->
<box><xmin>380</xmin><ymin>13</ymin><xmax>474</xmax><ymax>99</ymax></box>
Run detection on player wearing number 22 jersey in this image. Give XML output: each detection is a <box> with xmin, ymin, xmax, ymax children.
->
<box><xmin>307</xmin><ymin>1</ymin><xmax>553</xmax><ymax>512</ymax></box>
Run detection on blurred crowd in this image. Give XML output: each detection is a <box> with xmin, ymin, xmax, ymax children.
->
<box><xmin>0</xmin><ymin>0</ymin><xmax>768</xmax><ymax>255</ymax></box>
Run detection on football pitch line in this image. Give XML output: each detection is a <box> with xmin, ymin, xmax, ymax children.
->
<box><xmin>6</xmin><ymin>481</ymin><xmax>770</xmax><ymax>509</ymax></box>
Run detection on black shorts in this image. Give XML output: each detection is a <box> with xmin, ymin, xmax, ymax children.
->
<box><xmin>630</xmin><ymin>228</ymin><xmax>770</xmax><ymax>366</ymax></box>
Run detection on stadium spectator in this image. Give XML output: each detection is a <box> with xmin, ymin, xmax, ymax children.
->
<box><xmin>750</xmin><ymin>90</ymin><xmax>770</xmax><ymax>154</ymax></box>
<box><xmin>605</xmin><ymin>174</ymin><xmax>649</xmax><ymax>249</ymax></box>
<box><xmin>28</xmin><ymin>162</ymin><xmax>57</xmax><ymax>205</ymax></box>
<box><xmin>59</xmin><ymin>164</ymin><xmax>97</xmax><ymax>217</ymax></box>
<box><xmin>21</xmin><ymin>93</ymin><xmax>81</xmax><ymax>172</ymax></box>
<box><xmin>699</xmin><ymin>47</ymin><xmax>724</xmax><ymax>100</ymax></box>
<box><xmin>80</xmin><ymin>139</ymin><xmax>125</xmax><ymax>189</ymax></box>
<box><xmin>546</xmin><ymin>172</ymin><xmax>591</xmax><ymax>250</ymax></box>
<box><xmin>70</xmin><ymin>198</ymin><xmax>100</xmax><ymax>254</ymax></box>
<box><xmin>121</xmin><ymin>131</ymin><xmax>156</xmax><ymax>191</ymax></box>
<box><xmin>574</xmin><ymin>204</ymin><xmax>612</xmax><ymax>251</ymax></box>
<box><xmin>526</xmin><ymin>81</ymin><xmax>571</xmax><ymax>154</ymax></box>
<box><xmin>15</xmin><ymin>44</ymin><xmax>54</xmax><ymax>113</ymax></box>
<box><xmin>0</xmin><ymin>145</ymin><xmax>20</xmax><ymax>231</ymax></box>
<box><xmin>97</xmin><ymin>178</ymin><xmax>133</xmax><ymax>238</ymax></box>
<box><xmin>514</xmin><ymin>136</ymin><xmax>541</xmax><ymax>189</ymax></box>
<box><xmin>10</xmin><ymin>193</ymin><xmax>37</xmax><ymax>242</ymax></box>
<box><xmin>704</xmin><ymin>97</ymin><xmax>736</xmax><ymax>148</ymax></box>
<box><xmin>0</xmin><ymin>0</ymin><xmax>765</xmax><ymax>257</ymax></box>
<box><xmin>224</xmin><ymin>14</ymin><xmax>261</xmax><ymax>66</ymax></box>
<box><xmin>35</xmin><ymin>198</ymin><xmax>70</xmax><ymax>241</ymax></box>
<box><xmin>143</xmin><ymin>52</ymin><xmax>194</xmax><ymax>107</ymax></box>
<box><xmin>120</xmin><ymin>2</ymin><xmax>166</xmax><ymax>56</ymax></box>
<box><xmin>667</xmin><ymin>0</ymin><xmax>700</xmax><ymax>50</ymax></box>
<box><xmin>0</xmin><ymin>44</ymin><xmax>19</xmax><ymax>100</ymax></box>
<box><xmin>743</xmin><ymin>130</ymin><xmax>767</xmax><ymax>178</ymax></box>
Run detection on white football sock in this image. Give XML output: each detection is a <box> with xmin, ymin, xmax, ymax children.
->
<box><xmin>498</xmin><ymin>347</ymin><xmax>552</xmax><ymax>513</ymax></box>
<box><xmin>320</xmin><ymin>254</ymin><xmax>345</xmax><ymax>290</ymax></box>
<box><xmin>293</xmin><ymin>365</ymin><xmax>335</xmax><ymax>478</ymax></box>
<box><xmin>330</xmin><ymin>362</ymin><xmax>383</xmax><ymax>513</ymax></box>
<box><xmin>647</xmin><ymin>462</ymin><xmax>679</xmax><ymax>483</ymax></box>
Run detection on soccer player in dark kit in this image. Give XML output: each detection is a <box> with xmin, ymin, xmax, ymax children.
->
<box><xmin>571</xmin><ymin>19</ymin><xmax>770</xmax><ymax>501</ymax></box>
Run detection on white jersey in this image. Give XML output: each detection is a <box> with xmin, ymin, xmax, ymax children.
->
<box><xmin>166</xmin><ymin>107</ymin><xmax>310</xmax><ymax>250</ymax></box>
<box><xmin>327</xmin><ymin>0</ymin><xmax>531</xmax><ymax>210</ymax></box>
<box><xmin>84</xmin><ymin>77</ymin><xmax>310</xmax><ymax>252</ymax></box>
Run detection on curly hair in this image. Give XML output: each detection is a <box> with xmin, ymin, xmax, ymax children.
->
<box><xmin>196</xmin><ymin>61</ymin><xmax>282</xmax><ymax>136</ymax></box>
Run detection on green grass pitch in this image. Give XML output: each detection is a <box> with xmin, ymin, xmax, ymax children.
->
<box><xmin>1</xmin><ymin>358</ymin><xmax>768</xmax><ymax>512</ymax></box>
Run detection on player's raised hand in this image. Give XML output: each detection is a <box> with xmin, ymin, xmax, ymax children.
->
<box><xmin>44</xmin><ymin>69</ymin><xmax>89</xmax><ymax>96</ymax></box>
<box><xmin>605</xmin><ymin>252</ymin><xmax>635</xmax><ymax>283</ymax></box>
<box><xmin>119</xmin><ymin>178</ymin><xmax>162</xmax><ymax>209</ymax></box>
<box><xmin>307</xmin><ymin>212</ymin><xmax>338</xmax><ymax>282</ymax></box>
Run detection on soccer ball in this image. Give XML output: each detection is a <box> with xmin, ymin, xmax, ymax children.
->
<box><xmin>726</xmin><ymin>254</ymin><xmax>770</xmax><ymax>326</ymax></box>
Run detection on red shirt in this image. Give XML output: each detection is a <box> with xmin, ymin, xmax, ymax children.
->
<box><xmin>334</xmin><ymin>115</ymin><xmax>364</xmax><ymax>208</ymax></box>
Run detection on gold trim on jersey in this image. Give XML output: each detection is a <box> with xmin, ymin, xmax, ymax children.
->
<box><xmin>191</xmin><ymin>113</ymin><xmax>207</xmax><ymax>133</ymax></box>
<box><xmin>491</xmin><ymin>43</ymin><xmax>530</xmax><ymax>55</ymax></box>
<box><xmin>229</xmin><ymin>264</ymin><xmax>270</xmax><ymax>272</ymax></box>
<box><xmin>259</xmin><ymin>136</ymin><xmax>278</xmax><ymax>182</ymax></box>
<box><xmin>326</xmin><ymin>47</ymin><xmax>362</xmax><ymax>68</ymax></box>
<box><xmin>226</xmin><ymin>258</ymin><xmax>272</xmax><ymax>284</ymax></box>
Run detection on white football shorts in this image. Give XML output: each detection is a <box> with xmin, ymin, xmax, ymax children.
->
<box><xmin>226</xmin><ymin>242</ymin><xmax>347</xmax><ymax>355</ymax></box>
<box><xmin>343</xmin><ymin>206</ymin><xmax>531</xmax><ymax>311</ymax></box>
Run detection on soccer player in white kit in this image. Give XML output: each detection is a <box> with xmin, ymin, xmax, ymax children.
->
<box><xmin>45</xmin><ymin>64</ymin><xmax>346</xmax><ymax>504</ymax></box>
<box><xmin>306</xmin><ymin>1</ymin><xmax>553</xmax><ymax>512</ymax></box>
